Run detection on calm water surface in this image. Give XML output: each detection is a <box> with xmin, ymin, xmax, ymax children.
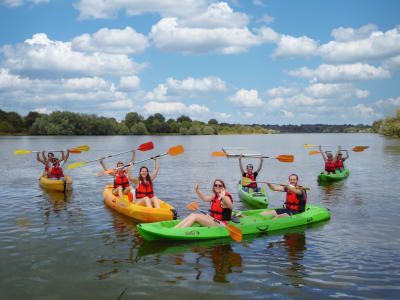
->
<box><xmin>0</xmin><ymin>134</ymin><xmax>399</xmax><ymax>299</ymax></box>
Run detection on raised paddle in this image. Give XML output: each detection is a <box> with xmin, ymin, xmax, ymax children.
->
<box><xmin>14</xmin><ymin>145</ymin><xmax>90</xmax><ymax>155</ymax></box>
<box><xmin>95</xmin><ymin>145</ymin><xmax>184</xmax><ymax>176</ymax></box>
<box><xmin>309</xmin><ymin>146</ymin><xmax>368</xmax><ymax>155</ymax></box>
<box><xmin>212</xmin><ymin>151</ymin><xmax>294</xmax><ymax>163</ymax></box>
<box><xmin>186</xmin><ymin>202</ymin><xmax>242</xmax><ymax>242</ymax></box>
<box><xmin>241</xmin><ymin>177</ymin><xmax>310</xmax><ymax>190</ymax></box>
<box><xmin>67</xmin><ymin>141</ymin><xmax>154</xmax><ymax>170</ymax></box>
<box><xmin>303</xmin><ymin>144</ymin><xmax>369</xmax><ymax>149</ymax></box>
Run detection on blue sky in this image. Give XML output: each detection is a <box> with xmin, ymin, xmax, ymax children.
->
<box><xmin>0</xmin><ymin>0</ymin><xmax>399</xmax><ymax>125</ymax></box>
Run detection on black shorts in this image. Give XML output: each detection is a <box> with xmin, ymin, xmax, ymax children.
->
<box><xmin>275</xmin><ymin>208</ymin><xmax>301</xmax><ymax>216</ymax></box>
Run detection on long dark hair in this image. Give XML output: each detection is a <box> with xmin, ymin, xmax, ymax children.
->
<box><xmin>139</xmin><ymin>166</ymin><xmax>152</xmax><ymax>187</ymax></box>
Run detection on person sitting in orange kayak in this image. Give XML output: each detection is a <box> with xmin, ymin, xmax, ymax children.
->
<box><xmin>335</xmin><ymin>146</ymin><xmax>349</xmax><ymax>172</ymax></box>
<box><xmin>99</xmin><ymin>151</ymin><xmax>135</xmax><ymax>200</ymax></box>
<box><xmin>319</xmin><ymin>146</ymin><xmax>336</xmax><ymax>174</ymax></box>
<box><xmin>127</xmin><ymin>157</ymin><xmax>160</xmax><ymax>208</ymax></box>
<box><xmin>47</xmin><ymin>150</ymin><xmax>70</xmax><ymax>180</ymax></box>
<box><xmin>239</xmin><ymin>154</ymin><xmax>263</xmax><ymax>192</ymax></box>
<box><xmin>174</xmin><ymin>179</ymin><xmax>234</xmax><ymax>228</ymax></box>
<box><xmin>260</xmin><ymin>174</ymin><xmax>307</xmax><ymax>218</ymax></box>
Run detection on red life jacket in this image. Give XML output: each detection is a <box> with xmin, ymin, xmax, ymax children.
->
<box><xmin>325</xmin><ymin>160</ymin><xmax>336</xmax><ymax>172</ymax></box>
<box><xmin>243</xmin><ymin>172</ymin><xmax>257</xmax><ymax>189</ymax></box>
<box><xmin>135</xmin><ymin>181</ymin><xmax>154</xmax><ymax>198</ymax></box>
<box><xmin>285</xmin><ymin>187</ymin><xmax>307</xmax><ymax>212</ymax></box>
<box><xmin>50</xmin><ymin>163</ymin><xmax>64</xmax><ymax>178</ymax></box>
<box><xmin>114</xmin><ymin>170</ymin><xmax>130</xmax><ymax>189</ymax></box>
<box><xmin>209</xmin><ymin>192</ymin><xmax>233</xmax><ymax>221</ymax></box>
<box><xmin>44</xmin><ymin>162</ymin><xmax>50</xmax><ymax>173</ymax></box>
<box><xmin>336</xmin><ymin>159</ymin><xmax>344</xmax><ymax>168</ymax></box>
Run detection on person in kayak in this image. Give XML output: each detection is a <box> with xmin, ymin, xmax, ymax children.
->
<box><xmin>37</xmin><ymin>151</ymin><xmax>54</xmax><ymax>176</ymax></box>
<box><xmin>319</xmin><ymin>146</ymin><xmax>336</xmax><ymax>174</ymax></box>
<box><xmin>174</xmin><ymin>179</ymin><xmax>234</xmax><ymax>228</ymax></box>
<box><xmin>335</xmin><ymin>146</ymin><xmax>349</xmax><ymax>172</ymax></box>
<box><xmin>99</xmin><ymin>151</ymin><xmax>135</xmax><ymax>200</ymax></box>
<box><xmin>259</xmin><ymin>174</ymin><xmax>306</xmax><ymax>218</ymax></box>
<box><xmin>127</xmin><ymin>156</ymin><xmax>160</xmax><ymax>208</ymax></box>
<box><xmin>47</xmin><ymin>150</ymin><xmax>70</xmax><ymax>180</ymax></box>
<box><xmin>239</xmin><ymin>154</ymin><xmax>263</xmax><ymax>192</ymax></box>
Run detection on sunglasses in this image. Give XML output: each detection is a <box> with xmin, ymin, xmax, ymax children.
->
<box><xmin>214</xmin><ymin>184</ymin><xmax>223</xmax><ymax>188</ymax></box>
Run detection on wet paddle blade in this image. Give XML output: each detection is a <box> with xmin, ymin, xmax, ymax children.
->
<box><xmin>137</xmin><ymin>141</ymin><xmax>154</xmax><ymax>152</ymax></box>
<box><xmin>167</xmin><ymin>145</ymin><xmax>184</xmax><ymax>156</ymax></box>
<box><xmin>68</xmin><ymin>149</ymin><xmax>82</xmax><ymax>154</ymax></box>
<box><xmin>352</xmin><ymin>146</ymin><xmax>368</xmax><ymax>152</ymax></box>
<box><xmin>212</xmin><ymin>151</ymin><xmax>228</xmax><ymax>157</ymax></box>
<box><xmin>309</xmin><ymin>150</ymin><xmax>321</xmax><ymax>155</ymax></box>
<box><xmin>276</xmin><ymin>155</ymin><xmax>294</xmax><ymax>162</ymax></box>
<box><xmin>14</xmin><ymin>150</ymin><xmax>32</xmax><ymax>155</ymax></box>
<box><xmin>226</xmin><ymin>224</ymin><xmax>242</xmax><ymax>242</ymax></box>
<box><xmin>73</xmin><ymin>145</ymin><xmax>90</xmax><ymax>151</ymax></box>
<box><xmin>67</xmin><ymin>161</ymin><xmax>88</xmax><ymax>170</ymax></box>
<box><xmin>186</xmin><ymin>202</ymin><xmax>199</xmax><ymax>210</ymax></box>
<box><xmin>303</xmin><ymin>143</ymin><xmax>317</xmax><ymax>148</ymax></box>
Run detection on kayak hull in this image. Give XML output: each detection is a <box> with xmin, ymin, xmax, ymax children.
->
<box><xmin>318</xmin><ymin>168</ymin><xmax>349</xmax><ymax>182</ymax></box>
<box><xmin>238</xmin><ymin>183</ymin><xmax>269</xmax><ymax>208</ymax></box>
<box><xmin>103</xmin><ymin>185</ymin><xmax>177</xmax><ymax>223</ymax></box>
<box><xmin>38</xmin><ymin>175</ymin><xmax>72</xmax><ymax>192</ymax></box>
<box><xmin>137</xmin><ymin>204</ymin><xmax>330</xmax><ymax>241</ymax></box>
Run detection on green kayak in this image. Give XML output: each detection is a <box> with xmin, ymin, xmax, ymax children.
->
<box><xmin>137</xmin><ymin>204</ymin><xmax>331</xmax><ymax>241</ymax></box>
<box><xmin>238</xmin><ymin>183</ymin><xmax>269</xmax><ymax>208</ymax></box>
<box><xmin>318</xmin><ymin>168</ymin><xmax>349</xmax><ymax>182</ymax></box>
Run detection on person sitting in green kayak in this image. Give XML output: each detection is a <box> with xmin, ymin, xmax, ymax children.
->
<box><xmin>319</xmin><ymin>146</ymin><xmax>337</xmax><ymax>174</ymax></box>
<box><xmin>239</xmin><ymin>154</ymin><xmax>263</xmax><ymax>192</ymax></box>
<box><xmin>174</xmin><ymin>179</ymin><xmax>234</xmax><ymax>228</ymax></box>
<box><xmin>335</xmin><ymin>146</ymin><xmax>349</xmax><ymax>172</ymax></box>
<box><xmin>260</xmin><ymin>174</ymin><xmax>306</xmax><ymax>218</ymax></box>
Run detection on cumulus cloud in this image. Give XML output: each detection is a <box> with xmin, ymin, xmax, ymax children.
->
<box><xmin>281</xmin><ymin>109</ymin><xmax>294</xmax><ymax>118</ymax></box>
<box><xmin>143</xmin><ymin>101</ymin><xmax>209</xmax><ymax>115</ymax></box>
<box><xmin>383</xmin><ymin>55</ymin><xmax>400</xmax><ymax>71</ymax></box>
<box><xmin>352</xmin><ymin>104</ymin><xmax>377</xmax><ymax>118</ymax></box>
<box><xmin>266</xmin><ymin>94</ymin><xmax>326</xmax><ymax>108</ymax></box>
<box><xmin>215</xmin><ymin>112</ymin><xmax>232</xmax><ymax>119</ymax></box>
<box><xmin>1</xmin><ymin>33</ymin><xmax>145</xmax><ymax>79</ymax></box>
<box><xmin>119</xmin><ymin>76</ymin><xmax>140</xmax><ymax>90</ymax></box>
<box><xmin>1</xmin><ymin>0</ymin><xmax>49</xmax><ymax>7</ymax></box>
<box><xmin>305</xmin><ymin>83</ymin><xmax>369</xmax><ymax>99</ymax></box>
<box><xmin>287</xmin><ymin>63</ymin><xmax>391</xmax><ymax>82</ymax></box>
<box><xmin>272</xmin><ymin>35</ymin><xmax>319</xmax><ymax>58</ymax></box>
<box><xmin>73</xmin><ymin>0</ymin><xmax>205</xmax><ymax>20</ymax></box>
<box><xmin>228</xmin><ymin>89</ymin><xmax>264</xmax><ymax>107</ymax></box>
<box><xmin>331</xmin><ymin>24</ymin><xmax>378</xmax><ymax>42</ymax></box>
<box><xmin>72</xmin><ymin>27</ymin><xmax>149</xmax><ymax>54</ymax></box>
<box><xmin>265</xmin><ymin>86</ymin><xmax>298</xmax><ymax>97</ymax></box>
<box><xmin>375</xmin><ymin>96</ymin><xmax>400</xmax><ymax>108</ymax></box>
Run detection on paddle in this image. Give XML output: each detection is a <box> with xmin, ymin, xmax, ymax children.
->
<box><xmin>309</xmin><ymin>146</ymin><xmax>368</xmax><ymax>155</ymax></box>
<box><xmin>212</xmin><ymin>152</ymin><xmax>294</xmax><ymax>163</ymax></box>
<box><xmin>186</xmin><ymin>202</ymin><xmax>242</xmax><ymax>242</ymax></box>
<box><xmin>14</xmin><ymin>145</ymin><xmax>90</xmax><ymax>155</ymax></box>
<box><xmin>241</xmin><ymin>177</ymin><xmax>310</xmax><ymax>190</ymax></box>
<box><xmin>303</xmin><ymin>144</ymin><xmax>369</xmax><ymax>149</ymax></box>
<box><xmin>67</xmin><ymin>141</ymin><xmax>154</xmax><ymax>170</ymax></box>
<box><xmin>95</xmin><ymin>145</ymin><xmax>184</xmax><ymax>176</ymax></box>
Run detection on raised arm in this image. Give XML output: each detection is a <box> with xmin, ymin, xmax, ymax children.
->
<box><xmin>127</xmin><ymin>165</ymin><xmax>139</xmax><ymax>186</ymax></box>
<box><xmin>319</xmin><ymin>146</ymin><xmax>327</xmax><ymax>161</ymax></box>
<box><xmin>219</xmin><ymin>187</ymin><xmax>234</xmax><ymax>210</ymax></box>
<box><xmin>150</xmin><ymin>157</ymin><xmax>159</xmax><ymax>181</ymax></box>
<box><xmin>37</xmin><ymin>151</ymin><xmax>45</xmax><ymax>164</ymax></box>
<box><xmin>60</xmin><ymin>151</ymin><xmax>65</xmax><ymax>163</ymax></box>
<box><xmin>195</xmin><ymin>182</ymin><xmax>213</xmax><ymax>202</ymax></box>
<box><xmin>63</xmin><ymin>150</ymin><xmax>70</xmax><ymax>163</ymax></box>
<box><xmin>99</xmin><ymin>158</ymin><xmax>114</xmax><ymax>177</ymax></box>
<box><xmin>239</xmin><ymin>154</ymin><xmax>245</xmax><ymax>175</ymax></box>
<box><xmin>129</xmin><ymin>150</ymin><xmax>136</xmax><ymax>165</ymax></box>
<box><xmin>255</xmin><ymin>156</ymin><xmax>263</xmax><ymax>174</ymax></box>
<box><xmin>42</xmin><ymin>151</ymin><xmax>48</xmax><ymax>163</ymax></box>
<box><xmin>343</xmin><ymin>150</ymin><xmax>349</xmax><ymax>160</ymax></box>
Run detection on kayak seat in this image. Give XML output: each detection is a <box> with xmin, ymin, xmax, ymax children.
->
<box><xmin>260</xmin><ymin>187</ymin><xmax>265</xmax><ymax>193</ymax></box>
<box><xmin>231</xmin><ymin>215</ymin><xmax>240</xmax><ymax>224</ymax></box>
<box><xmin>248</xmin><ymin>188</ymin><xmax>253</xmax><ymax>193</ymax></box>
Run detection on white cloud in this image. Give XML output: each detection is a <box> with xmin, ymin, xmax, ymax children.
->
<box><xmin>375</xmin><ymin>96</ymin><xmax>400</xmax><ymax>108</ymax></box>
<box><xmin>265</xmin><ymin>86</ymin><xmax>297</xmax><ymax>97</ymax></box>
<box><xmin>266</xmin><ymin>94</ymin><xmax>326</xmax><ymax>108</ymax></box>
<box><xmin>273</xmin><ymin>34</ymin><xmax>318</xmax><ymax>58</ymax></box>
<box><xmin>331</xmin><ymin>24</ymin><xmax>378</xmax><ymax>42</ymax></box>
<box><xmin>383</xmin><ymin>55</ymin><xmax>400</xmax><ymax>71</ymax></box>
<box><xmin>73</xmin><ymin>0</ymin><xmax>206</xmax><ymax>20</ymax></box>
<box><xmin>305</xmin><ymin>83</ymin><xmax>369</xmax><ymax>99</ymax></box>
<box><xmin>319</xmin><ymin>26</ymin><xmax>400</xmax><ymax>63</ymax></box>
<box><xmin>72</xmin><ymin>27</ymin><xmax>149</xmax><ymax>54</ymax></box>
<box><xmin>143</xmin><ymin>101</ymin><xmax>209</xmax><ymax>115</ymax></box>
<box><xmin>187</xmin><ymin>104</ymin><xmax>210</xmax><ymax>113</ymax></box>
<box><xmin>215</xmin><ymin>112</ymin><xmax>232</xmax><ymax>119</ymax></box>
<box><xmin>145</xmin><ymin>84</ymin><xmax>169</xmax><ymax>101</ymax></box>
<box><xmin>244</xmin><ymin>112</ymin><xmax>254</xmax><ymax>118</ymax></box>
<box><xmin>281</xmin><ymin>109</ymin><xmax>294</xmax><ymax>118</ymax></box>
<box><xmin>228</xmin><ymin>89</ymin><xmax>264</xmax><ymax>107</ymax></box>
<box><xmin>1</xmin><ymin>0</ymin><xmax>49</xmax><ymax>7</ymax></box>
<box><xmin>253</xmin><ymin>0</ymin><xmax>264</xmax><ymax>7</ymax></box>
<box><xmin>288</xmin><ymin>63</ymin><xmax>391</xmax><ymax>82</ymax></box>
<box><xmin>352</xmin><ymin>104</ymin><xmax>376</xmax><ymax>118</ymax></box>
<box><xmin>119</xmin><ymin>76</ymin><xmax>140</xmax><ymax>90</ymax></box>
<box><xmin>2</xmin><ymin>33</ymin><xmax>145</xmax><ymax>79</ymax></box>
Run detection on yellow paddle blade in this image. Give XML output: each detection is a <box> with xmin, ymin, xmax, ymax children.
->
<box><xmin>212</xmin><ymin>151</ymin><xmax>228</xmax><ymax>157</ymax></box>
<box><xmin>352</xmin><ymin>146</ymin><xmax>368</xmax><ymax>152</ymax></box>
<box><xmin>226</xmin><ymin>224</ymin><xmax>242</xmax><ymax>242</ymax></box>
<box><xmin>167</xmin><ymin>145</ymin><xmax>184</xmax><ymax>156</ymax></box>
<box><xmin>186</xmin><ymin>202</ymin><xmax>199</xmax><ymax>210</ymax></box>
<box><xmin>14</xmin><ymin>150</ymin><xmax>32</xmax><ymax>155</ymax></box>
<box><xmin>276</xmin><ymin>155</ymin><xmax>294</xmax><ymax>163</ymax></box>
<box><xmin>303</xmin><ymin>143</ymin><xmax>317</xmax><ymax>148</ymax></box>
<box><xmin>309</xmin><ymin>150</ymin><xmax>321</xmax><ymax>155</ymax></box>
<box><xmin>241</xmin><ymin>177</ymin><xmax>253</xmax><ymax>186</ymax></box>
<box><xmin>68</xmin><ymin>149</ymin><xmax>82</xmax><ymax>154</ymax></box>
<box><xmin>73</xmin><ymin>145</ymin><xmax>90</xmax><ymax>151</ymax></box>
<box><xmin>67</xmin><ymin>161</ymin><xmax>88</xmax><ymax>170</ymax></box>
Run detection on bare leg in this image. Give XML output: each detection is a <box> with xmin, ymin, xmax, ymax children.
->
<box><xmin>174</xmin><ymin>213</ymin><xmax>220</xmax><ymax>228</ymax></box>
<box><xmin>135</xmin><ymin>196</ymin><xmax>152</xmax><ymax>207</ymax></box>
<box><xmin>113</xmin><ymin>186</ymin><xmax>123</xmax><ymax>199</ymax></box>
<box><xmin>150</xmin><ymin>196</ymin><xmax>161</xmax><ymax>209</ymax></box>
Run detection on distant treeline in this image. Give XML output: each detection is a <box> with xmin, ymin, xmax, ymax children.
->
<box><xmin>371</xmin><ymin>109</ymin><xmax>400</xmax><ymax>138</ymax></box>
<box><xmin>0</xmin><ymin>109</ymin><xmax>373</xmax><ymax>136</ymax></box>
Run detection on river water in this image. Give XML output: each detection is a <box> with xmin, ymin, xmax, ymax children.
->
<box><xmin>0</xmin><ymin>134</ymin><xmax>399</xmax><ymax>299</ymax></box>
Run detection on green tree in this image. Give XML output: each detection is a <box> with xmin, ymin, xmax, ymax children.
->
<box><xmin>177</xmin><ymin>115</ymin><xmax>192</xmax><ymax>123</ymax></box>
<box><xmin>202</xmin><ymin>126</ymin><xmax>215</xmax><ymax>135</ymax></box>
<box><xmin>188</xmin><ymin>126</ymin><xmax>202</xmax><ymax>135</ymax></box>
<box><xmin>131</xmin><ymin>122</ymin><xmax>149</xmax><ymax>135</ymax></box>
<box><xmin>0</xmin><ymin>121</ymin><xmax>15</xmax><ymax>133</ymax></box>
<box><xmin>125</xmin><ymin>112</ymin><xmax>144</xmax><ymax>128</ymax></box>
<box><xmin>24</xmin><ymin>112</ymin><xmax>41</xmax><ymax>130</ymax></box>
<box><xmin>118</xmin><ymin>123</ymin><xmax>131</xmax><ymax>135</ymax></box>
<box><xmin>208</xmin><ymin>118</ymin><xmax>218</xmax><ymax>125</ymax></box>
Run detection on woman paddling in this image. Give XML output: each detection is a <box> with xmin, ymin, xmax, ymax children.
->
<box><xmin>335</xmin><ymin>146</ymin><xmax>349</xmax><ymax>172</ymax></box>
<box><xmin>319</xmin><ymin>145</ymin><xmax>337</xmax><ymax>174</ymax></box>
<box><xmin>174</xmin><ymin>179</ymin><xmax>233</xmax><ymax>228</ymax></box>
<box><xmin>127</xmin><ymin>157</ymin><xmax>161</xmax><ymax>208</ymax></box>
